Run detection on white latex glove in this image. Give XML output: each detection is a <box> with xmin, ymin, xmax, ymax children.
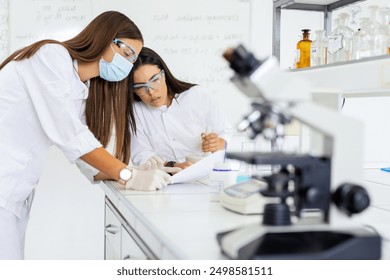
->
<box><xmin>138</xmin><ymin>155</ymin><xmax>165</xmax><ymax>170</ymax></box>
<box><xmin>139</xmin><ymin>155</ymin><xmax>182</xmax><ymax>174</ymax></box>
<box><xmin>125</xmin><ymin>168</ymin><xmax>172</xmax><ymax>191</ymax></box>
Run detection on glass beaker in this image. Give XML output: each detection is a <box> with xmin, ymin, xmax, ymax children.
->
<box><xmin>236</xmin><ymin>141</ymin><xmax>255</xmax><ymax>183</ymax></box>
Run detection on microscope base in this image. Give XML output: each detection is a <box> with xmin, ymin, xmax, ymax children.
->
<box><xmin>217</xmin><ymin>225</ymin><xmax>381</xmax><ymax>260</ymax></box>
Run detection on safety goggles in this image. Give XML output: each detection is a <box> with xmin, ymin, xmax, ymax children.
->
<box><xmin>133</xmin><ymin>70</ymin><xmax>165</xmax><ymax>96</ymax></box>
<box><xmin>113</xmin><ymin>38</ymin><xmax>138</xmax><ymax>63</ymax></box>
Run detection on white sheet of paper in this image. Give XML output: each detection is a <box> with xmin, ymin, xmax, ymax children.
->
<box><xmin>170</xmin><ymin>150</ymin><xmax>225</xmax><ymax>184</ymax></box>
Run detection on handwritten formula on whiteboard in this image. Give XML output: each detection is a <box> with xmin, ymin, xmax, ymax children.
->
<box><xmin>9</xmin><ymin>0</ymin><xmax>91</xmax><ymax>52</ymax></box>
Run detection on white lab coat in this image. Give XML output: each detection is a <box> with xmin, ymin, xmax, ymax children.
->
<box><xmin>0</xmin><ymin>44</ymin><xmax>102</xmax><ymax>219</ymax></box>
<box><xmin>130</xmin><ymin>85</ymin><xmax>233</xmax><ymax>165</ymax></box>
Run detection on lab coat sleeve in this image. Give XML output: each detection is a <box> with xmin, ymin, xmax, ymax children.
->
<box><xmin>201</xmin><ymin>87</ymin><xmax>233</xmax><ymax>143</ymax></box>
<box><xmin>20</xmin><ymin>44</ymin><xmax>102</xmax><ymax>163</ymax></box>
<box><xmin>74</xmin><ymin>105</ymin><xmax>101</xmax><ymax>184</ymax></box>
<box><xmin>130</xmin><ymin>109</ymin><xmax>158</xmax><ymax>166</ymax></box>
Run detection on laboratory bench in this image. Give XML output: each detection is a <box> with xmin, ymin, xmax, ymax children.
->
<box><xmin>100</xmin><ymin>169</ymin><xmax>390</xmax><ymax>260</ymax></box>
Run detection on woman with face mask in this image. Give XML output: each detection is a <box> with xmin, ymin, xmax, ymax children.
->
<box><xmin>129</xmin><ymin>47</ymin><xmax>233</xmax><ymax>170</ymax></box>
<box><xmin>0</xmin><ymin>11</ymin><xmax>174</xmax><ymax>260</ymax></box>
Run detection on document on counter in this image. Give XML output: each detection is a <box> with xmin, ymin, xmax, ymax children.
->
<box><xmin>170</xmin><ymin>150</ymin><xmax>225</xmax><ymax>184</ymax></box>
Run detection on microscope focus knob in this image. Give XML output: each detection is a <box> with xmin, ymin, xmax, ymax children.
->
<box><xmin>304</xmin><ymin>187</ymin><xmax>322</xmax><ymax>204</ymax></box>
<box><xmin>333</xmin><ymin>184</ymin><xmax>370</xmax><ymax>216</ymax></box>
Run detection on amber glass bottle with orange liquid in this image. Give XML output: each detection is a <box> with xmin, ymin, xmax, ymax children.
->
<box><xmin>296</xmin><ymin>29</ymin><xmax>312</xmax><ymax>68</ymax></box>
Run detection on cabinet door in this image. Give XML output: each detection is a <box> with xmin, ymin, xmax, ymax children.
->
<box><xmin>121</xmin><ymin>226</ymin><xmax>148</xmax><ymax>260</ymax></box>
<box><xmin>105</xmin><ymin>204</ymin><xmax>121</xmax><ymax>260</ymax></box>
<box><xmin>105</xmin><ymin>237</ymin><xmax>118</xmax><ymax>260</ymax></box>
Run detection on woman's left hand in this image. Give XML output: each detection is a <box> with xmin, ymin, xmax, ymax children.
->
<box><xmin>174</xmin><ymin>161</ymin><xmax>193</xmax><ymax>170</ymax></box>
<box><xmin>201</xmin><ymin>133</ymin><xmax>225</xmax><ymax>152</ymax></box>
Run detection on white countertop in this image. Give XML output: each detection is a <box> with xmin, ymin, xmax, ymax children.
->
<box><xmin>102</xmin><ymin>181</ymin><xmax>260</xmax><ymax>259</ymax></box>
<box><xmin>101</xmin><ymin>169</ymin><xmax>390</xmax><ymax>259</ymax></box>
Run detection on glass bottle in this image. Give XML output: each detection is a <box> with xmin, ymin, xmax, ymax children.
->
<box><xmin>352</xmin><ymin>18</ymin><xmax>373</xmax><ymax>60</ymax></box>
<box><xmin>328</xmin><ymin>13</ymin><xmax>354</xmax><ymax>63</ymax></box>
<box><xmin>367</xmin><ymin>5</ymin><xmax>388</xmax><ymax>56</ymax></box>
<box><xmin>377</xmin><ymin>6</ymin><xmax>390</xmax><ymax>55</ymax></box>
<box><xmin>296</xmin><ymin>29</ymin><xmax>312</xmax><ymax>68</ymax></box>
<box><xmin>310</xmin><ymin>30</ymin><xmax>327</xmax><ymax>66</ymax></box>
<box><xmin>349</xmin><ymin>4</ymin><xmax>362</xmax><ymax>32</ymax></box>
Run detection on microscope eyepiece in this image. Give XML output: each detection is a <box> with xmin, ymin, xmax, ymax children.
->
<box><xmin>223</xmin><ymin>45</ymin><xmax>261</xmax><ymax>76</ymax></box>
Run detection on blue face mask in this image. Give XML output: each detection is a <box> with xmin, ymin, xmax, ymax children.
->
<box><xmin>99</xmin><ymin>47</ymin><xmax>134</xmax><ymax>82</ymax></box>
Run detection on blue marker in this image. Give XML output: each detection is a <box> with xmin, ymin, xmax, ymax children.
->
<box><xmin>380</xmin><ymin>167</ymin><xmax>390</xmax><ymax>173</ymax></box>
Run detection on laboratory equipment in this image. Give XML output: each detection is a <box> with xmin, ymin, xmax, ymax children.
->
<box><xmin>310</xmin><ymin>30</ymin><xmax>327</xmax><ymax>66</ymax></box>
<box><xmin>353</xmin><ymin>18</ymin><xmax>374</xmax><ymax>60</ymax></box>
<box><xmin>217</xmin><ymin>45</ymin><xmax>381</xmax><ymax>259</ymax></box>
<box><xmin>377</xmin><ymin>7</ymin><xmax>390</xmax><ymax>54</ymax></box>
<box><xmin>236</xmin><ymin>142</ymin><xmax>256</xmax><ymax>183</ymax></box>
<box><xmin>349</xmin><ymin>4</ymin><xmax>362</xmax><ymax>31</ymax></box>
<box><xmin>209</xmin><ymin>162</ymin><xmax>238</xmax><ymax>189</ymax></box>
<box><xmin>219</xmin><ymin>179</ymin><xmax>279</xmax><ymax>215</ymax></box>
<box><xmin>367</xmin><ymin>5</ymin><xmax>388</xmax><ymax>56</ymax></box>
<box><xmin>272</xmin><ymin>0</ymin><xmax>367</xmax><ymax>61</ymax></box>
<box><xmin>296</xmin><ymin>29</ymin><xmax>312</xmax><ymax>68</ymax></box>
<box><xmin>328</xmin><ymin>13</ymin><xmax>354</xmax><ymax>63</ymax></box>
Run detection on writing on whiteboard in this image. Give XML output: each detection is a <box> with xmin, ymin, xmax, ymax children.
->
<box><xmin>146</xmin><ymin>11</ymin><xmax>246</xmax><ymax>85</ymax></box>
<box><xmin>10</xmin><ymin>0</ymin><xmax>91</xmax><ymax>50</ymax></box>
<box><xmin>0</xmin><ymin>0</ymin><xmax>8</xmax><ymax>62</ymax></box>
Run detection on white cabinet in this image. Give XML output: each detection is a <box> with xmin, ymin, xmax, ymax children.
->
<box><xmin>104</xmin><ymin>202</ymin><xmax>122</xmax><ymax>260</ymax></box>
<box><xmin>121</xmin><ymin>227</ymin><xmax>147</xmax><ymax>260</ymax></box>
<box><xmin>104</xmin><ymin>238</ymin><xmax>118</xmax><ymax>260</ymax></box>
<box><xmin>104</xmin><ymin>198</ymin><xmax>153</xmax><ymax>260</ymax></box>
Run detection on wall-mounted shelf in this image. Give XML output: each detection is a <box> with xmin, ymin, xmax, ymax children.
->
<box><xmin>272</xmin><ymin>0</ymin><xmax>367</xmax><ymax>60</ymax></box>
<box><xmin>287</xmin><ymin>55</ymin><xmax>390</xmax><ymax>98</ymax></box>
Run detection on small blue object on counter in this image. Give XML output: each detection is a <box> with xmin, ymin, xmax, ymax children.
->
<box><xmin>380</xmin><ymin>167</ymin><xmax>390</xmax><ymax>173</ymax></box>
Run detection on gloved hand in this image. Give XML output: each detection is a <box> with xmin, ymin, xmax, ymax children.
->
<box><xmin>139</xmin><ymin>155</ymin><xmax>165</xmax><ymax>169</ymax></box>
<box><xmin>125</xmin><ymin>168</ymin><xmax>172</xmax><ymax>191</ymax></box>
<box><xmin>139</xmin><ymin>155</ymin><xmax>182</xmax><ymax>174</ymax></box>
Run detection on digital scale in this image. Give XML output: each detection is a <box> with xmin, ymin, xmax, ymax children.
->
<box><xmin>219</xmin><ymin>179</ymin><xmax>280</xmax><ymax>215</ymax></box>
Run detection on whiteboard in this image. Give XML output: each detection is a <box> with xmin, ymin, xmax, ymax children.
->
<box><xmin>0</xmin><ymin>0</ymin><xmax>9</xmax><ymax>62</ymax></box>
<box><xmin>7</xmin><ymin>0</ymin><xmax>253</xmax><ymax>127</ymax></box>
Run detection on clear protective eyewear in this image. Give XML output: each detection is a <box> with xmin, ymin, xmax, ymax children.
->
<box><xmin>113</xmin><ymin>38</ymin><xmax>138</xmax><ymax>63</ymax></box>
<box><xmin>133</xmin><ymin>70</ymin><xmax>165</xmax><ymax>96</ymax></box>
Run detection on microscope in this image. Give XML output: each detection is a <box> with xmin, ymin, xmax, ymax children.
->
<box><xmin>216</xmin><ymin>45</ymin><xmax>381</xmax><ymax>259</ymax></box>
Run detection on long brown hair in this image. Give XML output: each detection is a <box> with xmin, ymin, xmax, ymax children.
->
<box><xmin>0</xmin><ymin>11</ymin><xmax>143</xmax><ymax>163</ymax></box>
<box><xmin>130</xmin><ymin>47</ymin><xmax>196</xmax><ymax>103</ymax></box>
